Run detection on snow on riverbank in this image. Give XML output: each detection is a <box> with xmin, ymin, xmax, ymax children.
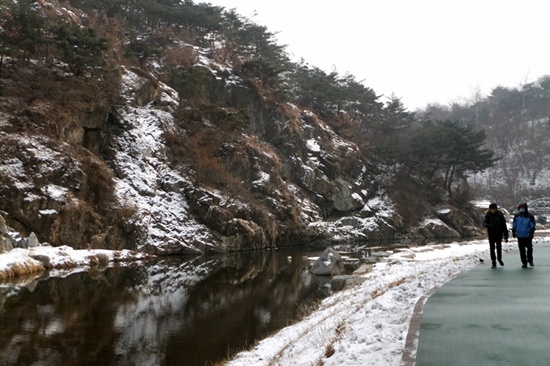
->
<box><xmin>2</xmin><ymin>237</ymin><xmax>549</xmax><ymax>365</ymax></box>
<box><xmin>0</xmin><ymin>245</ymin><xmax>150</xmax><ymax>282</ymax></box>
<box><xmin>226</xmin><ymin>237</ymin><xmax>549</xmax><ymax>366</ymax></box>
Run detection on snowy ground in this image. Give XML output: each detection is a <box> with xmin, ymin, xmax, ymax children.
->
<box><xmin>0</xmin><ymin>245</ymin><xmax>151</xmax><ymax>283</ymax></box>
<box><xmin>226</xmin><ymin>236</ymin><xmax>550</xmax><ymax>366</ymax></box>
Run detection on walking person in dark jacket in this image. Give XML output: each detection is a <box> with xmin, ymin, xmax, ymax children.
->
<box><xmin>482</xmin><ymin>203</ymin><xmax>508</xmax><ymax>268</ymax></box>
<box><xmin>512</xmin><ymin>202</ymin><xmax>536</xmax><ymax>268</ymax></box>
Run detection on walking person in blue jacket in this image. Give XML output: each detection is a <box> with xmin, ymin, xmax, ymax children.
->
<box><xmin>482</xmin><ymin>203</ymin><xmax>508</xmax><ymax>268</ymax></box>
<box><xmin>512</xmin><ymin>202</ymin><xmax>536</xmax><ymax>268</ymax></box>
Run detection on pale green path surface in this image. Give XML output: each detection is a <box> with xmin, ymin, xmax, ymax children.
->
<box><xmin>415</xmin><ymin>241</ymin><xmax>550</xmax><ymax>366</ymax></box>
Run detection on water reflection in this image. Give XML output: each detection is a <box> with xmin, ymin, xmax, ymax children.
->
<box><xmin>0</xmin><ymin>248</ymin><xmax>326</xmax><ymax>366</ymax></box>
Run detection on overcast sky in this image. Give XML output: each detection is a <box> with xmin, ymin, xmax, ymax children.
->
<box><xmin>203</xmin><ymin>0</ymin><xmax>550</xmax><ymax>110</ymax></box>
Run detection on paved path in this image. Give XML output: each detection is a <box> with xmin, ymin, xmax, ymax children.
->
<box><xmin>411</xmin><ymin>241</ymin><xmax>550</xmax><ymax>366</ymax></box>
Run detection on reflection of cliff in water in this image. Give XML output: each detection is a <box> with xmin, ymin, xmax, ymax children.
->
<box><xmin>0</xmin><ymin>248</ymin><xmax>325</xmax><ymax>366</ymax></box>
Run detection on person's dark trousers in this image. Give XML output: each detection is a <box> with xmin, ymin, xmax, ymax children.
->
<box><xmin>517</xmin><ymin>237</ymin><xmax>533</xmax><ymax>265</ymax></box>
<box><xmin>488</xmin><ymin>233</ymin><xmax>502</xmax><ymax>262</ymax></box>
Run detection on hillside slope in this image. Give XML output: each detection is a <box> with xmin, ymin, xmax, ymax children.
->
<box><xmin>0</xmin><ymin>1</ymin><xmax>483</xmax><ymax>255</ymax></box>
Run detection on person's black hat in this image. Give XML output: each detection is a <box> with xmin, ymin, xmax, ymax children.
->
<box><xmin>489</xmin><ymin>203</ymin><xmax>498</xmax><ymax>209</ymax></box>
<box><xmin>518</xmin><ymin>203</ymin><xmax>528</xmax><ymax>209</ymax></box>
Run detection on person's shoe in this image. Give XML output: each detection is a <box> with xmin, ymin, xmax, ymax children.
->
<box><xmin>529</xmin><ymin>262</ymin><xmax>535</xmax><ymax>267</ymax></box>
<box><xmin>522</xmin><ymin>264</ymin><xmax>528</xmax><ymax>268</ymax></box>
<box><xmin>498</xmin><ymin>260</ymin><xmax>504</xmax><ymax>266</ymax></box>
<box><xmin>491</xmin><ymin>261</ymin><xmax>496</xmax><ymax>268</ymax></box>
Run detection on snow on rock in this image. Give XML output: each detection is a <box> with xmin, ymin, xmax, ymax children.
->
<box><xmin>420</xmin><ymin>218</ymin><xmax>453</xmax><ymax>231</ymax></box>
<box><xmin>308</xmin><ymin>194</ymin><xmax>396</xmax><ymax>242</ymax></box>
<box><xmin>111</xmin><ymin>68</ymin><xmax>217</xmax><ymax>254</ymax></box>
<box><xmin>252</xmin><ymin>171</ymin><xmax>270</xmax><ymax>187</ymax></box>
<box><xmin>472</xmin><ymin>199</ymin><xmax>492</xmax><ymax>209</ymax></box>
<box><xmin>0</xmin><ymin>245</ymin><xmax>151</xmax><ymax>282</ymax></box>
<box><xmin>0</xmin><ymin>250</ymin><xmax>44</xmax><ymax>280</ymax></box>
<box><xmin>306</xmin><ymin>139</ymin><xmax>321</xmax><ymax>152</ymax></box>
<box><xmin>351</xmin><ymin>192</ymin><xmax>365</xmax><ymax>206</ymax></box>
<box><xmin>41</xmin><ymin>184</ymin><xmax>68</xmax><ymax>202</ymax></box>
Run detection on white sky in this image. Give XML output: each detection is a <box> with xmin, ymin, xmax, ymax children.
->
<box><xmin>204</xmin><ymin>0</ymin><xmax>550</xmax><ymax>110</ymax></box>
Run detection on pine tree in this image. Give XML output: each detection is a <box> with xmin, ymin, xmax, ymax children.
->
<box><xmin>50</xmin><ymin>23</ymin><xmax>108</xmax><ymax>77</ymax></box>
<box><xmin>0</xmin><ymin>0</ymin><xmax>45</xmax><ymax>62</ymax></box>
<box><xmin>406</xmin><ymin>120</ymin><xmax>498</xmax><ymax>195</ymax></box>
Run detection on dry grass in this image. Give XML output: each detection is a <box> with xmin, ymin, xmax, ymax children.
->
<box><xmin>262</xmin><ymin>275</ymin><xmax>411</xmax><ymax>365</ymax></box>
<box><xmin>185</xmin><ymin>127</ymin><xmax>252</xmax><ymax>200</ymax></box>
<box><xmin>323</xmin><ymin>320</ymin><xmax>346</xmax><ymax>359</ymax></box>
<box><xmin>295</xmin><ymin>298</ymin><xmax>323</xmax><ymax>321</ymax></box>
<box><xmin>87</xmin><ymin>252</ymin><xmax>110</xmax><ymax>267</ymax></box>
<box><xmin>370</xmin><ymin>277</ymin><xmax>407</xmax><ymax>300</ymax></box>
<box><xmin>165</xmin><ymin>45</ymin><xmax>199</xmax><ymax>68</ymax></box>
<box><xmin>0</xmin><ymin>258</ymin><xmax>45</xmax><ymax>282</ymax></box>
<box><xmin>324</xmin><ymin>343</ymin><xmax>336</xmax><ymax>358</ymax></box>
<box><xmin>79</xmin><ymin>154</ymin><xmax>117</xmax><ymax>207</ymax></box>
<box><xmin>209</xmin><ymin>338</ymin><xmax>262</xmax><ymax>366</ymax></box>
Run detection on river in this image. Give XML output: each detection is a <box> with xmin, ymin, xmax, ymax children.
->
<box><xmin>0</xmin><ymin>247</ymin><xmax>334</xmax><ymax>366</ymax></box>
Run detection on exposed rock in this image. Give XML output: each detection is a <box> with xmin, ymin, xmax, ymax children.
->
<box><xmin>331</xmin><ymin>275</ymin><xmax>368</xmax><ymax>291</ymax></box>
<box><xmin>414</xmin><ymin>218</ymin><xmax>460</xmax><ymax>239</ymax></box>
<box><xmin>370</xmin><ymin>250</ymin><xmax>392</xmax><ymax>259</ymax></box>
<box><xmin>393</xmin><ymin>248</ymin><xmax>416</xmax><ymax>259</ymax></box>
<box><xmin>0</xmin><ymin>239</ymin><xmax>13</xmax><ymax>253</ymax></box>
<box><xmin>310</xmin><ymin>247</ymin><xmax>345</xmax><ymax>276</ymax></box>
<box><xmin>0</xmin><ymin>3</ymin><xmax>488</xmax><ymax>256</ymax></box>
<box><xmin>437</xmin><ymin>206</ymin><xmax>484</xmax><ymax>237</ymax></box>
<box><xmin>30</xmin><ymin>254</ymin><xmax>53</xmax><ymax>270</ymax></box>
<box><xmin>0</xmin><ymin>215</ymin><xmax>10</xmax><ymax>253</ymax></box>
<box><xmin>27</xmin><ymin>232</ymin><xmax>39</xmax><ymax>248</ymax></box>
<box><xmin>353</xmin><ymin>263</ymin><xmax>374</xmax><ymax>275</ymax></box>
<box><xmin>5</xmin><ymin>231</ymin><xmax>24</xmax><ymax>248</ymax></box>
<box><xmin>0</xmin><ymin>215</ymin><xmax>6</xmax><ymax>235</ymax></box>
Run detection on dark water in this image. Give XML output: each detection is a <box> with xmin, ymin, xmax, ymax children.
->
<box><xmin>0</xmin><ymin>248</ymin><xmax>329</xmax><ymax>366</ymax></box>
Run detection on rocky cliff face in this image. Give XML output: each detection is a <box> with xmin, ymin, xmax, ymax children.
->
<box><xmin>0</xmin><ymin>3</ymin><xmax>484</xmax><ymax>255</ymax></box>
<box><xmin>0</xmin><ymin>61</ymin><xmax>483</xmax><ymax>255</ymax></box>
